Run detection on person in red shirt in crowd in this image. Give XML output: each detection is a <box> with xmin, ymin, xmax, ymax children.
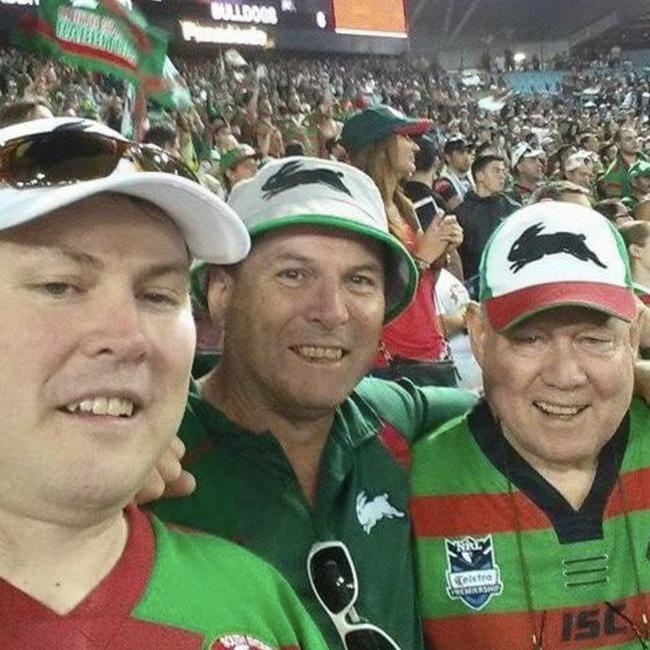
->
<box><xmin>342</xmin><ymin>105</ymin><xmax>464</xmax><ymax>386</ymax></box>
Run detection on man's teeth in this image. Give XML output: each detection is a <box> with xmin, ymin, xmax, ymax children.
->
<box><xmin>295</xmin><ymin>346</ymin><xmax>343</xmax><ymax>361</ymax></box>
<box><xmin>535</xmin><ymin>402</ymin><xmax>584</xmax><ymax>416</ymax></box>
<box><xmin>65</xmin><ymin>397</ymin><xmax>135</xmax><ymax>417</ymax></box>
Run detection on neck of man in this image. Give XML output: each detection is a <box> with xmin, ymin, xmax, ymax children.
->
<box><xmin>201</xmin><ymin>366</ymin><xmax>333</xmax><ymax>506</ymax></box>
<box><xmin>448</xmin><ymin>165</ymin><xmax>466</xmax><ymax>180</ymax></box>
<box><xmin>0</xmin><ymin>506</ymin><xmax>127</xmax><ymax>615</ymax></box>
<box><xmin>621</xmin><ymin>151</ymin><xmax>637</xmax><ymax>167</ymax></box>
<box><xmin>515</xmin><ymin>175</ymin><xmax>538</xmax><ymax>192</ymax></box>
<box><xmin>633</xmin><ymin>264</ymin><xmax>650</xmax><ymax>288</ymax></box>
<box><xmin>502</xmin><ymin>427</ymin><xmax>598</xmax><ymax>510</ymax></box>
<box><xmin>410</xmin><ymin>170</ymin><xmax>435</xmax><ymax>187</ymax></box>
<box><xmin>475</xmin><ymin>183</ymin><xmax>496</xmax><ymax>199</ymax></box>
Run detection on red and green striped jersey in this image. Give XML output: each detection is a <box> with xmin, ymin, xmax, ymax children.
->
<box><xmin>411</xmin><ymin>399</ymin><xmax>650</xmax><ymax>650</ymax></box>
<box><xmin>152</xmin><ymin>377</ymin><xmax>476</xmax><ymax>650</ymax></box>
<box><xmin>2</xmin><ymin>506</ymin><xmax>328</xmax><ymax>649</ymax></box>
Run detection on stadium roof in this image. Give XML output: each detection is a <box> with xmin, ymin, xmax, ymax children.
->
<box><xmin>408</xmin><ymin>0</ymin><xmax>633</xmax><ymax>45</ymax></box>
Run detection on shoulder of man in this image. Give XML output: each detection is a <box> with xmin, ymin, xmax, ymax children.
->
<box><xmin>354</xmin><ymin>376</ymin><xmax>476</xmax><ymax>447</ymax></box>
<box><xmin>140</xmin><ymin>515</ymin><xmax>329</xmax><ymax>650</ymax></box>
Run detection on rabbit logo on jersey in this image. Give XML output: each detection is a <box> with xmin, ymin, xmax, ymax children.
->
<box><xmin>445</xmin><ymin>535</ymin><xmax>503</xmax><ymax>610</ymax></box>
<box><xmin>211</xmin><ymin>634</ymin><xmax>274</xmax><ymax>649</ymax></box>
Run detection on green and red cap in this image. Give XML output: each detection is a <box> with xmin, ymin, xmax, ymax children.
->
<box><xmin>340</xmin><ymin>105</ymin><xmax>432</xmax><ymax>155</ymax></box>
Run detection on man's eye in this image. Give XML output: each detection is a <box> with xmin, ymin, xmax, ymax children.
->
<box><xmin>277</xmin><ymin>269</ymin><xmax>304</xmax><ymax>281</ymax></box>
<box><xmin>141</xmin><ymin>292</ymin><xmax>182</xmax><ymax>306</ymax></box>
<box><xmin>38</xmin><ymin>282</ymin><xmax>79</xmax><ymax>297</ymax></box>
<box><xmin>349</xmin><ymin>274</ymin><xmax>376</xmax><ymax>288</ymax></box>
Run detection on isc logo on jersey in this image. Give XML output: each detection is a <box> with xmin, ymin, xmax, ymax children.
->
<box><xmin>211</xmin><ymin>634</ymin><xmax>274</xmax><ymax>649</ymax></box>
<box><xmin>444</xmin><ymin>535</ymin><xmax>503</xmax><ymax>611</ymax></box>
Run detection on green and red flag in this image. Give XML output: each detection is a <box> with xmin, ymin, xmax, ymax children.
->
<box><xmin>14</xmin><ymin>0</ymin><xmax>168</xmax><ymax>91</ymax></box>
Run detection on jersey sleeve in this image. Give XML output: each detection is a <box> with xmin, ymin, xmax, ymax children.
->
<box><xmin>356</xmin><ymin>377</ymin><xmax>477</xmax><ymax>446</ymax></box>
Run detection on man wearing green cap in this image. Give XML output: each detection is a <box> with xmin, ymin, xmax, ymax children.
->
<box><xmin>623</xmin><ymin>160</ymin><xmax>650</xmax><ymax>218</ymax></box>
<box><xmin>411</xmin><ymin>202</ymin><xmax>650</xmax><ymax>650</ymax></box>
<box><xmin>220</xmin><ymin>143</ymin><xmax>260</xmax><ymax>197</ymax></box>
<box><xmin>153</xmin><ymin>156</ymin><xmax>476</xmax><ymax>650</ymax></box>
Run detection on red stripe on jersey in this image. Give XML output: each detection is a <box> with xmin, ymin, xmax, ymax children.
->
<box><xmin>424</xmin><ymin>592</ymin><xmax>650</xmax><ymax>650</ymax></box>
<box><xmin>378</xmin><ymin>422</ymin><xmax>412</xmax><ymax>470</ymax></box>
<box><xmin>411</xmin><ymin>490</ymin><xmax>551</xmax><ymax>537</ymax></box>
<box><xmin>605</xmin><ymin>466</ymin><xmax>650</xmax><ymax>518</ymax></box>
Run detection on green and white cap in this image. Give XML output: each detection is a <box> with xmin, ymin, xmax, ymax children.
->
<box><xmin>480</xmin><ymin>202</ymin><xmax>637</xmax><ymax>331</ymax></box>
<box><xmin>195</xmin><ymin>157</ymin><xmax>417</xmax><ymax>322</ymax></box>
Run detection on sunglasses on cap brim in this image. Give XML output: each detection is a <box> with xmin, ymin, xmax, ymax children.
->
<box><xmin>0</xmin><ymin>126</ymin><xmax>198</xmax><ymax>189</ymax></box>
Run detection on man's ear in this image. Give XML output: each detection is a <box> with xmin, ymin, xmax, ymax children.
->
<box><xmin>465</xmin><ymin>301</ymin><xmax>489</xmax><ymax>370</ymax></box>
<box><xmin>629</xmin><ymin>243</ymin><xmax>643</xmax><ymax>261</ymax></box>
<box><xmin>206</xmin><ymin>266</ymin><xmax>236</xmax><ymax>327</ymax></box>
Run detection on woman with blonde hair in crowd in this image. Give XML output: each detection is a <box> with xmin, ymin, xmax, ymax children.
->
<box><xmin>341</xmin><ymin>105</ymin><xmax>464</xmax><ymax>386</ymax></box>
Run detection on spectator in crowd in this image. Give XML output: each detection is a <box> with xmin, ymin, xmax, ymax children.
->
<box><xmin>624</xmin><ymin>160</ymin><xmax>650</xmax><ymax>217</ymax></box>
<box><xmin>143</xmin><ymin>122</ymin><xmax>181</xmax><ymax>156</ymax></box>
<box><xmin>402</xmin><ymin>134</ymin><xmax>464</xmax><ymax>280</ymax></box>
<box><xmin>455</xmin><ymin>153</ymin><xmax>519</xmax><ymax>297</ymax></box>
<box><xmin>620</xmin><ymin>220</ymin><xmax>650</xmax><ymax>305</ymax></box>
<box><xmin>0</xmin><ymin>117</ymin><xmax>328</xmax><ymax>650</ymax></box>
<box><xmin>508</xmin><ymin>142</ymin><xmax>546</xmax><ymax>205</ymax></box>
<box><xmin>434</xmin><ymin>134</ymin><xmax>474</xmax><ymax>212</ymax></box>
<box><xmin>594</xmin><ymin>198</ymin><xmax>634</xmax><ymax>226</ymax></box>
<box><xmin>342</xmin><ymin>105</ymin><xmax>464</xmax><ymax>386</ymax></box>
<box><xmin>220</xmin><ymin>143</ymin><xmax>260</xmax><ymax>197</ymax></box>
<box><xmin>532</xmin><ymin>179</ymin><xmax>593</xmax><ymax>207</ymax></box>
<box><xmin>564</xmin><ymin>150</ymin><xmax>596</xmax><ymax>190</ymax></box>
<box><xmin>0</xmin><ymin>96</ymin><xmax>53</xmax><ymax>127</ymax></box>
<box><xmin>412</xmin><ymin>202</ymin><xmax>649</xmax><ymax>650</ymax></box>
<box><xmin>600</xmin><ymin>127</ymin><xmax>646</xmax><ymax>198</ymax></box>
<box><xmin>153</xmin><ymin>157</ymin><xmax>477</xmax><ymax>649</ymax></box>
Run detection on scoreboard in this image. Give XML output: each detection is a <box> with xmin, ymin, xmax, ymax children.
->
<box><xmin>0</xmin><ymin>0</ymin><xmax>408</xmax><ymax>53</ymax></box>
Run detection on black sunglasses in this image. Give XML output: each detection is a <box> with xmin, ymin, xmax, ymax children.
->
<box><xmin>0</xmin><ymin>124</ymin><xmax>198</xmax><ymax>188</ymax></box>
<box><xmin>307</xmin><ymin>541</ymin><xmax>401</xmax><ymax>650</ymax></box>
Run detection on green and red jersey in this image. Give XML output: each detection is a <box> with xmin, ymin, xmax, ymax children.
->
<box><xmin>152</xmin><ymin>377</ymin><xmax>476</xmax><ymax>650</ymax></box>
<box><xmin>2</xmin><ymin>506</ymin><xmax>328</xmax><ymax>649</ymax></box>
<box><xmin>411</xmin><ymin>399</ymin><xmax>650</xmax><ymax>650</ymax></box>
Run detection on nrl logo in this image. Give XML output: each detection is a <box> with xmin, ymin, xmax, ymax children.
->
<box><xmin>445</xmin><ymin>535</ymin><xmax>503</xmax><ymax>610</ymax></box>
<box><xmin>356</xmin><ymin>490</ymin><xmax>405</xmax><ymax>534</ymax></box>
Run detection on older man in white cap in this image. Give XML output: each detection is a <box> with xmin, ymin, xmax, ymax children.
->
<box><xmin>0</xmin><ymin>118</ymin><xmax>328</xmax><ymax>649</ymax></box>
<box><xmin>412</xmin><ymin>202</ymin><xmax>650</xmax><ymax>650</ymax></box>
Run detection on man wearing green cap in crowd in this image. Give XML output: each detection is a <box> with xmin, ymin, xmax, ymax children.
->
<box><xmin>411</xmin><ymin>202</ymin><xmax>650</xmax><ymax>649</ymax></box>
<box><xmin>152</xmin><ymin>156</ymin><xmax>476</xmax><ymax>650</ymax></box>
<box><xmin>622</xmin><ymin>160</ymin><xmax>650</xmax><ymax>218</ymax></box>
<box><xmin>220</xmin><ymin>143</ymin><xmax>260</xmax><ymax>197</ymax></box>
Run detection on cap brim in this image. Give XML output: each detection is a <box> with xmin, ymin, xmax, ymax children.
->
<box><xmin>485</xmin><ymin>282</ymin><xmax>638</xmax><ymax>331</ymax></box>
<box><xmin>395</xmin><ymin>119</ymin><xmax>433</xmax><ymax>138</ymax></box>
<box><xmin>0</xmin><ymin>172</ymin><xmax>250</xmax><ymax>265</ymax></box>
<box><xmin>248</xmin><ymin>214</ymin><xmax>418</xmax><ymax>322</ymax></box>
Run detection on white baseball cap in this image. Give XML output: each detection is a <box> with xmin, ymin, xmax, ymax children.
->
<box><xmin>0</xmin><ymin>117</ymin><xmax>250</xmax><ymax>264</ymax></box>
<box><xmin>511</xmin><ymin>142</ymin><xmax>545</xmax><ymax>170</ymax></box>
<box><xmin>480</xmin><ymin>202</ymin><xmax>637</xmax><ymax>331</ymax></box>
<box><xmin>195</xmin><ymin>157</ymin><xmax>417</xmax><ymax>322</ymax></box>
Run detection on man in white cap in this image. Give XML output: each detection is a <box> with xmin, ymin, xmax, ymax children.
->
<box><xmin>0</xmin><ymin>118</ymin><xmax>328</xmax><ymax>649</ymax></box>
<box><xmin>412</xmin><ymin>202</ymin><xmax>650</xmax><ymax>649</ymax></box>
<box><xmin>153</xmin><ymin>156</ymin><xmax>477</xmax><ymax>650</ymax></box>
<box><xmin>508</xmin><ymin>142</ymin><xmax>546</xmax><ymax>206</ymax></box>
